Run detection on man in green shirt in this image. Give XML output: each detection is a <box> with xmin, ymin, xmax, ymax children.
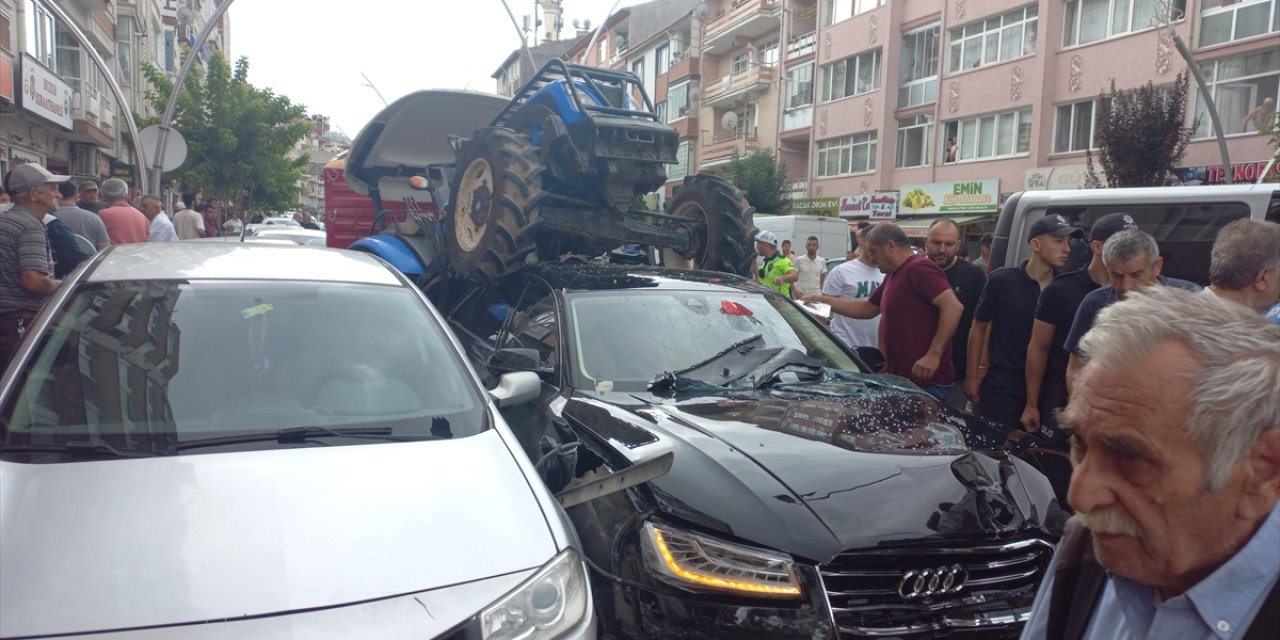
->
<box><xmin>755</xmin><ymin>230</ymin><xmax>798</xmax><ymax>296</ymax></box>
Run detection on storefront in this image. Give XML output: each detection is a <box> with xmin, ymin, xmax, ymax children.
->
<box><xmin>790</xmin><ymin>197</ymin><xmax>840</xmax><ymax>217</ymax></box>
<box><xmin>1176</xmin><ymin>161</ymin><xmax>1277</xmax><ymax>185</ymax></box>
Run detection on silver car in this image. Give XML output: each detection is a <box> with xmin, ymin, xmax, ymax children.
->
<box><xmin>0</xmin><ymin>243</ymin><xmax>596</xmax><ymax>640</ymax></box>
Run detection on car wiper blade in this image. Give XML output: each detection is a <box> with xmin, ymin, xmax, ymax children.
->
<box><xmin>662</xmin><ymin>333</ymin><xmax>764</xmax><ymax>378</ymax></box>
<box><xmin>0</xmin><ymin>440</ymin><xmax>168</xmax><ymax>458</ymax></box>
<box><xmin>177</xmin><ymin>426</ymin><xmax>440</xmax><ymax>451</ymax></box>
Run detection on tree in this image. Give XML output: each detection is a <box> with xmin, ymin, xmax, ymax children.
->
<box><xmin>727</xmin><ymin>149</ymin><xmax>790</xmax><ymax>214</ymax></box>
<box><xmin>1085</xmin><ymin>71</ymin><xmax>1200</xmax><ymax>188</ymax></box>
<box><xmin>138</xmin><ymin>51</ymin><xmax>312</xmax><ymax>211</ymax></box>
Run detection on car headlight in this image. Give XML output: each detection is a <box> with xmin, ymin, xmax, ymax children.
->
<box><xmin>481</xmin><ymin>548</ymin><xmax>589</xmax><ymax>640</ymax></box>
<box><xmin>640</xmin><ymin>521</ymin><xmax>802</xmax><ymax>599</ymax></box>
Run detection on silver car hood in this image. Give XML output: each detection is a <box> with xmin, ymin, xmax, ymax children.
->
<box><xmin>0</xmin><ymin>431</ymin><xmax>556</xmax><ymax>638</ymax></box>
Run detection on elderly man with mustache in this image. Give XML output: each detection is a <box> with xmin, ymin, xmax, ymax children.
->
<box><xmin>1020</xmin><ymin>285</ymin><xmax>1279</xmax><ymax>640</ymax></box>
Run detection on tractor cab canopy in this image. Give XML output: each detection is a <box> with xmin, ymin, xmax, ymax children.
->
<box><xmin>345</xmin><ymin>90</ymin><xmax>510</xmax><ymax>208</ymax></box>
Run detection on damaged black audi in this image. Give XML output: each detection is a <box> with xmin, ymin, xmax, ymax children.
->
<box><xmin>436</xmin><ymin>263</ymin><xmax>1068</xmax><ymax>639</ymax></box>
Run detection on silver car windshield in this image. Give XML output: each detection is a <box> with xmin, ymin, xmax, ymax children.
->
<box><xmin>566</xmin><ymin>290</ymin><xmax>863</xmax><ymax>392</ymax></box>
<box><xmin>1</xmin><ymin>280</ymin><xmax>482</xmax><ymax>459</ymax></box>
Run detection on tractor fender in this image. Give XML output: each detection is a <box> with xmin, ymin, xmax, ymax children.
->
<box><xmin>349</xmin><ymin>235</ymin><xmax>427</xmax><ymax>277</ymax></box>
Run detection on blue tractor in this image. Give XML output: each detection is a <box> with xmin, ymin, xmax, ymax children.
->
<box><xmin>446</xmin><ymin>58</ymin><xmax>757</xmax><ymax>282</ymax></box>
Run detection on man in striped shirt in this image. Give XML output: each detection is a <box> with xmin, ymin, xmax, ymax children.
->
<box><xmin>0</xmin><ymin>164</ymin><xmax>65</xmax><ymax>364</ymax></box>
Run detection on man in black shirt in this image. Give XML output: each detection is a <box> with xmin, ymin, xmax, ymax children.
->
<box><xmin>925</xmin><ymin>218</ymin><xmax>986</xmax><ymax>411</ymax></box>
<box><xmin>966</xmin><ymin>214</ymin><xmax>1081</xmax><ymax>431</ymax></box>
<box><xmin>75</xmin><ymin>180</ymin><xmax>105</xmax><ymax>214</ymax></box>
<box><xmin>1020</xmin><ymin>213</ymin><xmax>1134</xmax><ymax>438</ymax></box>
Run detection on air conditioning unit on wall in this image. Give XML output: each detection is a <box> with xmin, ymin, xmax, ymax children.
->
<box><xmin>71</xmin><ymin>144</ymin><xmax>100</xmax><ymax>177</ymax></box>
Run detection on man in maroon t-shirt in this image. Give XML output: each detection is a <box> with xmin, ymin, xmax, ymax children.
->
<box><xmin>803</xmin><ymin>223</ymin><xmax>963</xmax><ymax>401</ymax></box>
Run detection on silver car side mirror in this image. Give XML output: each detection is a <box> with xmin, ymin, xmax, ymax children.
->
<box><xmin>490</xmin><ymin>371</ymin><xmax>541</xmax><ymax>408</ymax></box>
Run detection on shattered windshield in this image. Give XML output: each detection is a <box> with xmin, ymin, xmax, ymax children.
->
<box><xmin>566</xmin><ymin>290</ymin><xmax>864</xmax><ymax>392</ymax></box>
<box><xmin>0</xmin><ymin>280</ymin><xmax>483</xmax><ymax>461</ymax></box>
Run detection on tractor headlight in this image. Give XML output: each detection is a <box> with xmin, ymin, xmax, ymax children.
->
<box><xmin>640</xmin><ymin>521</ymin><xmax>802</xmax><ymax>599</ymax></box>
<box><xmin>481</xmin><ymin>548</ymin><xmax>589</xmax><ymax>640</ymax></box>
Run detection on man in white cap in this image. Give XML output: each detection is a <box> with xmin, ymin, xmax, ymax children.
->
<box><xmin>755</xmin><ymin>230</ymin><xmax>798</xmax><ymax>296</ymax></box>
<box><xmin>0</xmin><ymin>163</ymin><xmax>67</xmax><ymax>363</ymax></box>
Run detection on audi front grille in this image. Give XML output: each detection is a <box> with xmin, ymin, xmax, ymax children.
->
<box><xmin>818</xmin><ymin>538</ymin><xmax>1054</xmax><ymax>638</ymax></box>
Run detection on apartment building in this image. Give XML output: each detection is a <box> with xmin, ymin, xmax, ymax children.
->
<box><xmin>784</xmin><ymin>0</ymin><xmax>1278</xmax><ymax>239</ymax></box>
<box><xmin>0</xmin><ymin>0</ymin><xmax>229</xmax><ymax>186</ymax></box>
<box><xmin>293</xmin><ymin>114</ymin><xmax>349</xmax><ymax>212</ymax></box>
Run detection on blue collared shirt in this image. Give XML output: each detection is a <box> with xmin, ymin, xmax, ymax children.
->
<box><xmin>1022</xmin><ymin>504</ymin><xmax>1280</xmax><ymax>639</ymax></box>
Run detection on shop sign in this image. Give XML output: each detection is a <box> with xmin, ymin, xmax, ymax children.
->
<box><xmin>791</xmin><ymin>197</ymin><xmax>839</xmax><ymax>217</ymax></box>
<box><xmin>839</xmin><ymin>193</ymin><xmax>898</xmax><ymax>219</ymax></box>
<box><xmin>19</xmin><ymin>55</ymin><xmax>73</xmax><ymax>130</ymax></box>
<box><xmin>1024</xmin><ymin>165</ymin><xmax>1091</xmax><ymax>191</ymax></box>
<box><xmin>9</xmin><ymin>147</ymin><xmax>45</xmax><ymax>166</ymax></box>
<box><xmin>110</xmin><ymin>160</ymin><xmax>136</xmax><ymax>187</ymax></box>
<box><xmin>898</xmin><ymin>179</ymin><xmax>999</xmax><ymax>214</ymax></box>
<box><xmin>1176</xmin><ymin>161</ymin><xmax>1277</xmax><ymax>185</ymax></box>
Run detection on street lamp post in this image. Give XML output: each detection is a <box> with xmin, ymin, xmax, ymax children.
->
<box><xmin>1153</xmin><ymin>1</ymin><xmax>1232</xmax><ymax>184</ymax></box>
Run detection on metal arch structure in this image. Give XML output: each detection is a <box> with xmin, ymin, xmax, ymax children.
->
<box><xmin>150</xmin><ymin>0</ymin><xmax>236</xmax><ymax>195</ymax></box>
<box><xmin>39</xmin><ymin>1</ymin><xmax>145</xmax><ymax>191</ymax></box>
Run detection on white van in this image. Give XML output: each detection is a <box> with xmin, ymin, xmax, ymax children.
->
<box><xmin>752</xmin><ymin>214</ymin><xmax>851</xmax><ymax>261</ymax></box>
<box><xmin>990</xmin><ymin>184</ymin><xmax>1280</xmax><ymax>284</ymax></box>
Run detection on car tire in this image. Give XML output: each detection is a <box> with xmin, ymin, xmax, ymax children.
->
<box><xmin>660</xmin><ymin>174</ymin><xmax>756</xmax><ymax>276</ymax></box>
<box><xmin>446</xmin><ymin>127</ymin><xmax>545</xmax><ymax>283</ymax></box>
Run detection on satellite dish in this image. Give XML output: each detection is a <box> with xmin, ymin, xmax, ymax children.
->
<box><xmin>176</xmin><ymin>5</ymin><xmax>194</xmax><ymax>24</ymax></box>
<box><xmin>584</xmin><ymin>19</ymin><xmax>592</xmax><ymax>29</ymax></box>
<box><xmin>138</xmin><ymin>124</ymin><xmax>188</xmax><ymax>172</ymax></box>
<box><xmin>573</xmin><ymin>18</ymin><xmax>581</xmax><ymax>28</ymax></box>
<box><xmin>720</xmin><ymin>111</ymin><xmax>739</xmax><ymax>131</ymax></box>
<box><xmin>693</xmin><ymin>2</ymin><xmax>710</xmax><ymax>19</ymax></box>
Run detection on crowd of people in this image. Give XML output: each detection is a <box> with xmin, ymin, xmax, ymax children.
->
<box><xmin>0</xmin><ymin>162</ymin><xmax>254</xmax><ymax>363</ymax></box>
<box><xmin>766</xmin><ymin>214</ymin><xmax>1278</xmax><ymax>637</ymax></box>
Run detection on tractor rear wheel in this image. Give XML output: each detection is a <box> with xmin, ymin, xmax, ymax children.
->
<box><xmin>661</xmin><ymin>174</ymin><xmax>756</xmax><ymax>276</ymax></box>
<box><xmin>446</xmin><ymin>127</ymin><xmax>545</xmax><ymax>283</ymax></box>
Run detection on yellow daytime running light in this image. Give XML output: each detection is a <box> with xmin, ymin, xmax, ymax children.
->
<box><xmin>652</xmin><ymin>528</ymin><xmax>802</xmax><ymax>598</ymax></box>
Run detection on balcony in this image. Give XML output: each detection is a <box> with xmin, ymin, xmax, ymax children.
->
<box><xmin>703</xmin><ymin>63</ymin><xmax>776</xmax><ymax>107</ymax></box>
<box><xmin>782</xmin><ymin>104</ymin><xmax>813</xmax><ymax>132</ymax></box>
<box><xmin>703</xmin><ymin>0</ymin><xmax>783</xmax><ymax>55</ymax></box>
<box><xmin>668</xmin><ymin>50</ymin><xmax>700</xmax><ymax>82</ymax></box>
<box><xmin>700</xmin><ymin>131</ymin><xmax>758</xmax><ymax>165</ymax></box>
<box><xmin>787</xmin><ymin>32</ymin><xmax>815</xmax><ymax>59</ymax></box>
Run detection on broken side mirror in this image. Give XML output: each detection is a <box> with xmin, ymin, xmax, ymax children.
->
<box><xmin>489</xmin><ymin>371</ymin><xmax>541</xmax><ymax>408</ymax></box>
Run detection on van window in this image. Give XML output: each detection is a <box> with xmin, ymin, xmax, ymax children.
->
<box><xmin>1037</xmin><ymin>202</ymin><xmax>1251</xmax><ymax>285</ymax></box>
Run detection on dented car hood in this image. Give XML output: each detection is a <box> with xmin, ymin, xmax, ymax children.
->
<box><xmin>564</xmin><ymin>378</ymin><xmax>1063</xmax><ymax>563</ymax></box>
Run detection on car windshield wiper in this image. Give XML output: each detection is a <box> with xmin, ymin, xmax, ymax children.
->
<box><xmin>668</xmin><ymin>333</ymin><xmax>764</xmax><ymax>376</ymax></box>
<box><xmin>0</xmin><ymin>439</ymin><xmax>169</xmax><ymax>458</ymax></box>
<box><xmin>177</xmin><ymin>426</ymin><xmax>442</xmax><ymax>451</ymax></box>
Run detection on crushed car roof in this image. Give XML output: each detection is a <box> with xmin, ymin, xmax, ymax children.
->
<box><xmin>85</xmin><ymin>243</ymin><xmax>403</xmax><ymax>286</ymax></box>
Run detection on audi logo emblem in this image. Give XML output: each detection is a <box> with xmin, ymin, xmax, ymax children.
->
<box><xmin>896</xmin><ymin>564</ymin><xmax>968</xmax><ymax>600</ymax></box>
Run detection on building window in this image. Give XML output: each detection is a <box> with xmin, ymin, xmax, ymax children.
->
<box><xmin>949</xmin><ymin>5</ymin><xmax>1037</xmax><ymax>73</ymax></box>
<box><xmin>631</xmin><ymin>58</ymin><xmax>645</xmax><ymax>84</ymax></box>
<box><xmin>816</xmin><ymin>131</ymin><xmax>877</xmax><ymax>177</ymax></box>
<box><xmin>786</xmin><ymin>63</ymin><xmax>814</xmax><ymax>109</ymax></box>
<box><xmin>759</xmin><ymin>38</ymin><xmax>780</xmax><ymax>66</ymax></box>
<box><xmin>55</xmin><ymin>29</ymin><xmax>81</xmax><ymax>82</ymax></box>
<box><xmin>656</xmin><ymin>44</ymin><xmax>670</xmax><ymax>75</ymax></box>
<box><xmin>1199</xmin><ymin>0</ymin><xmax>1278</xmax><ymax>47</ymax></box>
<box><xmin>117</xmin><ymin>20</ymin><xmax>132</xmax><ymax>85</ymax></box>
<box><xmin>896</xmin><ymin>114</ymin><xmax>934</xmax><ymax>168</ymax></box>
<box><xmin>655</xmin><ymin>101</ymin><xmax>668</xmax><ymax>123</ymax></box>
<box><xmin>28</xmin><ymin>3</ymin><xmax>57</xmax><ymax>69</ymax></box>
<box><xmin>1063</xmin><ymin>0</ymin><xmax>1186</xmax><ymax>47</ymax></box>
<box><xmin>899</xmin><ymin>25</ymin><xmax>939</xmax><ymax>108</ymax></box>
<box><xmin>820</xmin><ymin>49</ymin><xmax>881</xmax><ymax>102</ymax></box>
<box><xmin>1054</xmin><ymin>99</ymin><xmax>1109</xmax><ymax>153</ymax></box>
<box><xmin>668</xmin><ymin>81</ymin><xmax>690</xmax><ymax>121</ymax></box>
<box><xmin>943</xmin><ymin>108</ymin><xmax>1032</xmax><ymax>162</ymax></box>
<box><xmin>1193</xmin><ymin>50</ymin><xmax>1280</xmax><ymax>138</ymax></box>
<box><xmin>164</xmin><ymin>27</ymin><xmax>176</xmax><ymax>74</ymax></box>
<box><xmin>821</xmin><ymin>0</ymin><xmax>885</xmax><ymax>26</ymax></box>
<box><xmin>732</xmin><ymin>49</ymin><xmax>751</xmax><ymax>74</ymax></box>
<box><xmin>670</xmin><ymin>141</ymin><xmax>692</xmax><ymax>180</ymax></box>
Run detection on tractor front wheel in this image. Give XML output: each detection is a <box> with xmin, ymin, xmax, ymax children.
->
<box><xmin>446</xmin><ymin>127</ymin><xmax>545</xmax><ymax>283</ymax></box>
<box><xmin>661</xmin><ymin>174</ymin><xmax>756</xmax><ymax>276</ymax></box>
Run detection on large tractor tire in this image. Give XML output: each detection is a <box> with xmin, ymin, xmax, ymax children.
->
<box><xmin>446</xmin><ymin>127</ymin><xmax>546</xmax><ymax>283</ymax></box>
<box><xmin>661</xmin><ymin>174</ymin><xmax>756</xmax><ymax>276</ymax></box>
